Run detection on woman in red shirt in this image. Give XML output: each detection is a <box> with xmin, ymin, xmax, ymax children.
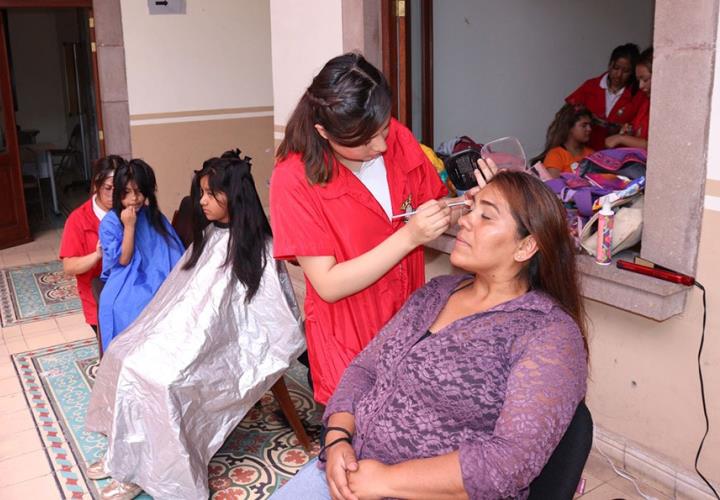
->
<box><xmin>59</xmin><ymin>156</ymin><xmax>125</xmax><ymax>331</ymax></box>
<box><xmin>270</xmin><ymin>53</ymin><xmax>463</xmax><ymax>404</ymax></box>
<box><xmin>605</xmin><ymin>48</ymin><xmax>653</xmax><ymax>149</ymax></box>
<box><xmin>566</xmin><ymin>43</ymin><xmax>647</xmax><ymax>150</ymax></box>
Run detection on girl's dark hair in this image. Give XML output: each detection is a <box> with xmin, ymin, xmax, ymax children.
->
<box><xmin>276</xmin><ymin>52</ymin><xmax>392</xmax><ymax>184</ymax></box>
<box><xmin>488</xmin><ymin>171</ymin><xmax>588</xmax><ymax>352</ymax></box>
<box><xmin>531</xmin><ymin>104</ymin><xmax>592</xmax><ymax>164</ymax></box>
<box><xmin>112</xmin><ymin>159</ymin><xmax>170</xmax><ymax>239</ymax></box>
<box><xmin>91</xmin><ymin>155</ymin><xmax>126</xmax><ymax>194</ymax></box>
<box><xmin>183</xmin><ymin>149</ymin><xmax>272</xmax><ymax>303</ymax></box>
<box><xmin>609</xmin><ymin>43</ymin><xmax>641</xmax><ymax>93</ymax></box>
<box><xmin>608</xmin><ymin>43</ymin><xmax>640</xmax><ymax>66</ymax></box>
<box><xmin>638</xmin><ymin>47</ymin><xmax>653</xmax><ymax>73</ymax></box>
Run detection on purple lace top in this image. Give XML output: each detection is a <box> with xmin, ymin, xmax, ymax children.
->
<box><xmin>324</xmin><ymin>274</ymin><xmax>588</xmax><ymax>499</ymax></box>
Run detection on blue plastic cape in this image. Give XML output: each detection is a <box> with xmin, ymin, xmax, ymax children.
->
<box><xmin>98</xmin><ymin>208</ymin><xmax>184</xmax><ymax>349</ymax></box>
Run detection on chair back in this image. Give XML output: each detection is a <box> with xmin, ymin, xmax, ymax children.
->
<box><xmin>528</xmin><ymin>401</ymin><xmax>593</xmax><ymax>500</ymax></box>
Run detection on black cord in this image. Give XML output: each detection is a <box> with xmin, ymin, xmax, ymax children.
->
<box><xmin>693</xmin><ymin>281</ymin><xmax>719</xmax><ymax>499</ymax></box>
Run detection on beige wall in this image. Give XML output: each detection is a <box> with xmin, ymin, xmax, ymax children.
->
<box><xmin>269</xmin><ymin>0</ymin><xmax>343</xmax><ymax>136</ymax></box>
<box><xmin>120</xmin><ymin>0</ymin><xmax>274</xmax><ymax>213</ymax></box>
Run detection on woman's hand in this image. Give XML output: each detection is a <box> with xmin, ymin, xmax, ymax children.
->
<box><xmin>120</xmin><ymin>206</ymin><xmax>137</xmax><ymax>227</ymax></box>
<box><xmin>405</xmin><ymin>199</ymin><xmax>451</xmax><ymax>246</ymax></box>
<box><xmin>464</xmin><ymin>157</ymin><xmax>498</xmax><ymax>201</ymax></box>
<box><xmin>95</xmin><ymin>241</ymin><xmax>103</xmax><ymax>259</ymax></box>
<box><xmin>346</xmin><ymin>459</ymin><xmax>389</xmax><ymax>500</ymax></box>
<box><xmin>326</xmin><ymin>441</ymin><xmax>360</xmax><ymax>500</ymax></box>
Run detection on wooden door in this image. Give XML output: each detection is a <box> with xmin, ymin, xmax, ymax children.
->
<box><xmin>382</xmin><ymin>0</ymin><xmax>434</xmax><ymax>146</ymax></box>
<box><xmin>0</xmin><ymin>10</ymin><xmax>30</xmax><ymax>248</ymax></box>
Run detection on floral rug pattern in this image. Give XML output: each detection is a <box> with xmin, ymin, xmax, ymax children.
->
<box><xmin>0</xmin><ymin>261</ymin><xmax>81</xmax><ymax>327</ymax></box>
<box><xmin>12</xmin><ymin>339</ymin><xmax>322</xmax><ymax>499</ymax></box>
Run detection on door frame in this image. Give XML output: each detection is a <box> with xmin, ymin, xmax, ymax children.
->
<box><xmin>381</xmin><ymin>0</ymin><xmax>434</xmax><ymax>146</ymax></box>
<box><xmin>0</xmin><ymin>0</ymin><xmax>103</xmax><ymax>248</ymax></box>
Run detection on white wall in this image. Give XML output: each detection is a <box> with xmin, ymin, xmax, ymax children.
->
<box><xmin>269</xmin><ymin>0</ymin><xmax>343</xmax><ymax>128</ymax></box>
<box><xmin>433</xmin><ymin>1</ymin><xmax>654</xmax><ymax>156</ymax></box>
<box><xmin>121</xmin><ymin>0</ymin><xmax>274</xmax><ymax>114</ymax></box>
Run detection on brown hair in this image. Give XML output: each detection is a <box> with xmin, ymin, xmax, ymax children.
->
<box><xmin>276</xmin><ymin>53</ymin><xmax>392</xmax><ymax>184</ymax></box>
<box><xmin>531</xmin><ymin>104</ymin><xmax>592</xmax><ymax>164</ymax></box>
<box><xmin>90</xmin><ymin>155</ymin><xmax>126</xmax><ymax>195</ymax></box>
<box><xmin>638</xmin><ymin>46</ymin><xmax>653</xmax><ymax>72</ymax></box>
<box><xmin>488</xmin><ymin>171</ymin><xmax>588</xmax><ymax>351</ymax></box>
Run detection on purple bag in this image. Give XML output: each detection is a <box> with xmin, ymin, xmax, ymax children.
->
<box><xmin>577</xmin><ymin>147</ymin><xmax>647</xmax><ymax>179</ymax></box>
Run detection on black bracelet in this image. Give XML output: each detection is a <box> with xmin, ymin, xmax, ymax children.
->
<box><xmin>324</xmin><ymin>426</ymin><xmax>353</xmax><ymax>441</ymax></box>
<box><xmin>318</xmin><ymin>436</ymin><xmax>352</xmax><ymax>463</ymax></box>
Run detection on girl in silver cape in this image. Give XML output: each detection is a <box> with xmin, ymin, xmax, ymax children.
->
<box><xmin>85</xmin><ymin>151</ymin><xmax>306</xmax><ymax>499</ymax></box>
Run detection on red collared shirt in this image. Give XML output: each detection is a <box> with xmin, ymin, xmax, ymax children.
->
<box><xmin>566</xmin><ymin>73</ymin><xmax>648</xmax><ymax>150</ymax></box>
<box><xmin>270</xmin><ymin>118</ymin><xmax>448</xmax><ymax>403</ymax></box>
<box><xmin>59</xmin><ymin>198</ymin><xmax>102</xmax><ymax>325</ymax></box>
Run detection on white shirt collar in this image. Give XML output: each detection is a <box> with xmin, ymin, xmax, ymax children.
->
<box><xmin>92</xmin><ymin>195</ymin><xmax>109</xmax><ymax>221</ymax></box>
<box><xmin>600</xmin><ymin>73</ymin><xmax>624</xmax><ymax>95</ymax></box>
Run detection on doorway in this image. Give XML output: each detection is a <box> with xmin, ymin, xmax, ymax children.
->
<box><xmin>0</xmin><ymin>2</ymin><xmax>101</xmax><ymax>248</ymax></box>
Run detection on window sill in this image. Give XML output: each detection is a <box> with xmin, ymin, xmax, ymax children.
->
<box><xmin>426</xmin><ymin>229</ymin><xmax>689</xmax><ymax>321</ymax></box>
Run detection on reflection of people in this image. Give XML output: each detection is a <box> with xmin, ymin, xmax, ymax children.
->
<box><xmin>566</xmin><ymin>43</ymin><xmax>647</xmax><ymax>150</ymax></box>
<box><xmin>85</xmin><ymin>153</ymin><xmax>305</xmax><ymax>499</ymax></box>
<box><xmin>534</xmin><ymin>104</ymin><xmax>594</xmax><ymax>177</ymax></box>
<box><xmin>59</xmin><ymin>156</ymin><xmax>125</xmax><ymax>330</ymax></box>
<box><xmin>271</xmin><ymin>164</ymin><xmax>588</xmax><ymax>500</ymax></box>
<box><xmin>98</xmin><ymin>159</ymin><xmax>184</xmax><ymax>350</ymax></box>
<box><xmin>270</xmin><ymin>53</ymin><xmax>456</xmax><ymax>404</ymax></box>
<box><xmin>605</xmin><ymin>48</ymin><xmax>653</xmax><ymax>149</ymax></box>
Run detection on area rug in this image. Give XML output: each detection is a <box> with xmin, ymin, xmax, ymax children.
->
<box><xmin>0</xmin><ymin>260</ymin><xmax>81</xmax><ymax>327</ymax></box>
<box><xmin>12</xmin><ymin>339</ymin><xmax>322</xmax><ymax>499</ymax></box>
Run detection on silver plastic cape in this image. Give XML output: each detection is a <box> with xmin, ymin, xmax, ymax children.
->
<box><xmin>85</xmin><ymin>225</ymin><xmax>306</xmax><ymax>499</ymax></box>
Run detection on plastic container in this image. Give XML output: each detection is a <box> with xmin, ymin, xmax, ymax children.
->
<box><xmin>595</xmin><ymin>200</ymin><xmax>614</xmax><ymax>265</ymax></box>
<box><xmin>480</xmin><ymin>136</ymin><xmax>527</xmax><ymax>172</ymax></box>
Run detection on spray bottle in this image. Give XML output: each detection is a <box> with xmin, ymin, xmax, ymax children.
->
<box><xmin>596</xmin><ymin>200</ymin><xmax>614</xmax><ymax>265</ymax></box>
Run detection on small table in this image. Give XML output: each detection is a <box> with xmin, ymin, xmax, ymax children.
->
<box><xmin>22</xmin><ymin>143</ymin><xmax>61</xmax><ymax>215</ymax></box>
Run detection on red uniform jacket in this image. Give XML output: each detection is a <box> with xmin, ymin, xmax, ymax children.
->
<box><xmin>270</xmin><ymin>118</ymin><xmax>447</xmax><ymax>403</ymax></box>
<box><xmin>59</xmin><ymin>198</ymin><xmax>102</xmax><ymax>325</ymax></box>
<box><xmin>566</xmin><ymin>73</ymin><xmax>648</xmax><ymax>150</ymax></box>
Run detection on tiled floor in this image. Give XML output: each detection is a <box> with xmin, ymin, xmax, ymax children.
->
<box><xmin>0</xmin><ymin>229</ymin><xmax>671</xmax><ymax>499</ymax></box>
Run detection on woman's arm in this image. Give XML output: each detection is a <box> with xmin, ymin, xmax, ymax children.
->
<box><xmin>605</xmin><ymin>133</ymin><xmax>648</xmax><ymax>149</ymax></box>
<box><xmin>118</xmin><ymin>206</ymin><xmax>137</xmax><ymax>266</ymax></box>
<box><xmin>348</xmin><ymin>452</ymin><xmax>468</xmax><ymax>500</ymax></box>
<box><xmin>298</xmin><ymin>199</ymin><xmax>450</xmax><ymax>303</ymax></box>
<box><xmin>62</xmin><ymin>242</ymin><xmax>102</xmax><ymax>275</ymax></box>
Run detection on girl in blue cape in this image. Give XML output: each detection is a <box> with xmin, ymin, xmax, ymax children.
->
<box><xmin>98</xmin><ymin>159</ymin><xmax>184</xmax><ymax>350</ymax></box>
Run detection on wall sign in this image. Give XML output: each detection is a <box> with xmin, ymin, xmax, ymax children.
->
<box><xmin>147</xmin><ymin>0</ymin><xmax>186</xmax><ymax>15</ymax></box>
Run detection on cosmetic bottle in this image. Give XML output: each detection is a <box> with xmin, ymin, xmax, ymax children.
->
<box><xmin>596</xmin><ymin>200</ymin><xmax>614</xmax><ymax>265</ymax></box>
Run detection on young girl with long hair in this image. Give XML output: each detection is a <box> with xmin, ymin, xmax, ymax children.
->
<box><xmin>534</xmin><ymin>104</ymin><xmax>594</xmax><ymax>177</ymax></box>
<box><xmin>271</xmin><ymin>52</ymin><xmax>465</xmax><ymax>404</ymax></box>
<box><xmin>86</xmin><ymin>152</ymin><xmax>305</xmax><ymax>500</ymax></box>
<box><xmin>97</xmin><ymin>159</ymin><xmax>184</xmax><ymax>350</ymax></box>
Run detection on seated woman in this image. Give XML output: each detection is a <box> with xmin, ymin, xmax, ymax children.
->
<box><xmin>59</xmin><ymin>156</ymin><xmax>125</xmax><ymax>331</ymax></box>
<box><xmin>85</xmin><ymin>152</ymin><xmax>306</xmax><ymax>500</ymax></box>
<box><xmin>605</xmin><ymin>47</ymin><xmax>653</xmax><ymax>149</ymax></box>
<box><xmin>566</xmin><ymin>43</ymin><xmax>647</xmax><ymax>150</ymax></box>
<box><xmin>533</xmin><ymin>104</ymin><xmax>594</xmax><ymax>177</ymax></box>
<box><xmin>271</xmin><ymin>162</ymin><xmax>588</xmax><ymax>500</ymax></box>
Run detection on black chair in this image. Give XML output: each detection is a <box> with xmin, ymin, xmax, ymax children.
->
<box><xmin>528</xmin><ymin>401</ymin><xmax>594</xmax><ymax>500</ymax></box>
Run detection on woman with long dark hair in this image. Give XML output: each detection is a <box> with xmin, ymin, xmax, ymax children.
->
<box><xmin>97</xmin><ymin>159</ymin><xmax>184</xmax><ymax>350</ymax></box>
<box><xmin>271</xmin><ymin>53</ymin><xmax>462</xmax><ymax>405</ymax></box>
<box><xmin>566</xmin><ymin>43</ymin><xmax>647</xmax><ymax>150</ymax></box>
<box><xmin>272</xmin><ymin>165</ymin><xmax>588</xmax><ymax>500</ymax></box>
<box><xmin>60</xmin><ymin>155</ymin><xmax>125</xmax><ymax>330</ymax></box>
<box><xmin>86</xmin><ymin>151</ymin><xmax>305</xmax><ymax>500</ymax></box>
<box><xmin>533</xmin><ymin>104</ymin><xmax>594</xmax><ymax>177</ymax></box>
